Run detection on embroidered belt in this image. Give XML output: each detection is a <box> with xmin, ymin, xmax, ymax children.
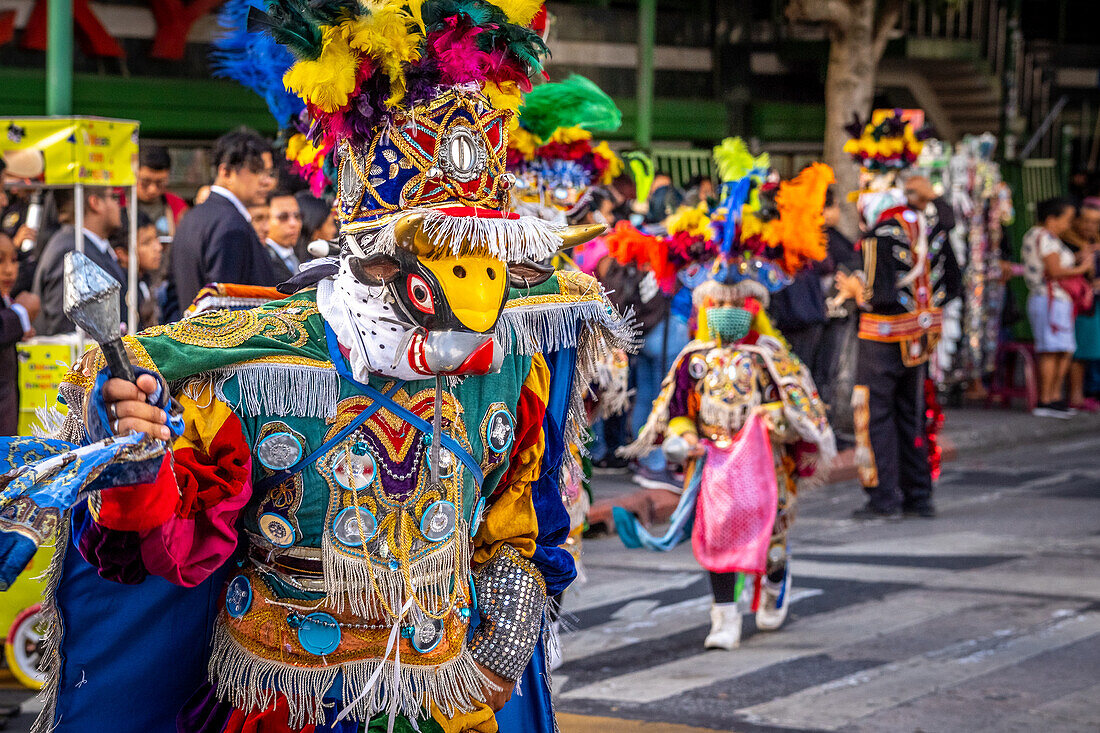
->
<box><xmin>858</xmin><ymin>309</ymin><xmax>942</xmax><ymax>343</ymax></box>
<box><xmin>248</xmin><ymin>541</ymin><xmax>324</xmax><ymax>576</ymax></box>
<box><xmin>220</xmin><ymin>567</ymin><xmax>472</xmax><ymax>667</ymax></box>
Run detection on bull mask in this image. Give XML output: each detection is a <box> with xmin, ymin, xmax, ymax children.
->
<box><xmin>341</xmin><ymin>212</ymin><xmax>604</xmax><ymax>378</ymax></box>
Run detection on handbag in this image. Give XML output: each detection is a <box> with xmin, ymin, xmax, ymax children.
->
<box><xmin>691</xmin><ymin>412</ymin><xmax>778</xmax><ymax>575</ymax></box>
<box><xmin>1053</xmin><ymin>277</ymin><xmax>1095</xmax><ymax>318</ymax></box>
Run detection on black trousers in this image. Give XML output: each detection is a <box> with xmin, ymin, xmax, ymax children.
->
<box><xmin>855</xmin><ymin>338</ymin><xmax>933</xmax><ymax>512</ymax></box>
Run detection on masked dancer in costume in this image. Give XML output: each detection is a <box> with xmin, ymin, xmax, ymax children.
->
<box><xmin>839</xmin><ymin>111</ymin><xmax>962</xmax><ymax>520</ymax></box>
<box><xmin>0</xmin><ymin>2</ymin><xmax>636</xmax><ymax>732</ymax></box>
<box><xmin>614</xmin><ymin>141</ymin><xmax>836</xmax><ymax>650</ymax></box>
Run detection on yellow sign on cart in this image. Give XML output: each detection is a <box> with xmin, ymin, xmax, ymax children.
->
<box><xmin>0</xmin><ymin>117</ymin><xmax>138</xmax><ymax>187</ymax></box>
<box><xmin>16</xmin><ymin>338</ymin><xmax>80</xmax><ymax>437</ymax></box>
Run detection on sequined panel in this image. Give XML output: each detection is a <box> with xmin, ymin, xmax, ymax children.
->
<box><xmin>469</xmin><ymin>545</ymin><xmax>547</xmax><ymax>681</ymax></box>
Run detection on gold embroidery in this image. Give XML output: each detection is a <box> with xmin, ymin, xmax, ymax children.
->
<box><xmin>141</xmin><ymin>303</ymin><xmax>319</xmax><ymax>350</ymax></box>
<box><xmin>61</xmin><ymin>337</ymin><xmax>159</xmax><ymax>390</ymax></box>
<box><xmin>852</xmin><ymin>385</ymin><xmax>878</xmax><ymax>487</ymax></box>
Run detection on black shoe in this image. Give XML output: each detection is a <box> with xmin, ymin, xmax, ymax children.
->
<box><xmin>903</xmin><ymin>504</ymin><xmax>937</xmax><ymax>518</ymax></box>
<box><xmin>593</xmin><ymin>455</ymin><xmax>629</xmax><ymax>472</ymax></box>
<box><xmin>851</xmin><ymin>504</ymin><xmax>902</xmax><ymax>521</ymax></box>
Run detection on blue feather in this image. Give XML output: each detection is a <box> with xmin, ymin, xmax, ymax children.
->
<box><xmin>210</xmin><ymin>0</ymin><xmax>305</xmax><ymax>127</ymax></box>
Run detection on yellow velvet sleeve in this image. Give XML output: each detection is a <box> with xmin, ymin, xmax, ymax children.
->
<box><xmin>471</xmin><ymin>353</ymin><xmax>550</xmax><ymax>566</ymax></box>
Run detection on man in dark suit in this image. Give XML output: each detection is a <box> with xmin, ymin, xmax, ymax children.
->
<box><xmin>165</xmin><ymin>129</ymin><xmax>277</xmax><ymax>319</ymax></box>
<box><xmin>32</xmin><ymin>187</ymin><xmax>126</xmax><ymax>336</ymax></box>
<box><xmin>265</xmin><ymin>189</ymin><xmax>303</xmax><ymax>283</ymax></box>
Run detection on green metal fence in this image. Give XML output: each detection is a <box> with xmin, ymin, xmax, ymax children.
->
<box><xmin>1001</xmin><ymin>159</ymin><xmax>1064</xmax><ymax>256</ymax></box>
<box><xmin>650</xmin><ymin>148</ymin><xmax>716</xmax><ymax>189</ymax></box>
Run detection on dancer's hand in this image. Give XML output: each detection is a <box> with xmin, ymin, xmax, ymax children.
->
<box><xmin>476</xmin><ymin>664</ymin><xmax>514</xmax><ymax>712</ymax></box>
<box><xmin>101</xmin><ymin>374</ymin><xmax>172</xmax><ymax>440</ymax></box>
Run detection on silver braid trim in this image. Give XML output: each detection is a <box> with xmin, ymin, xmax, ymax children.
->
<box><xmin>469</xmin><ymin>544</ymin><xmax>547</xmax><ymax>681</ymax></box>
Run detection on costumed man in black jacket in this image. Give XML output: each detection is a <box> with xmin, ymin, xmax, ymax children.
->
<box><xmin>841</xmin><ymin>182</ymin><xmax>961</xmax><ymax>520</ymax></box>
<box><xmin>32</xmin><ymin>187</ymin><xmax>127</xmax><ymax>335</ymax></box>
<box><xmin>165</xmin><ymin>128</ymin><xmax>277</xmax><ymax>319</ymax></box>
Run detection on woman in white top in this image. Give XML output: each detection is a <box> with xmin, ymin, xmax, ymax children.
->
<box><xmin>1021</xmin><ymin>197</ymin><xmax>1095</xmax><ymax>417</ymax></box>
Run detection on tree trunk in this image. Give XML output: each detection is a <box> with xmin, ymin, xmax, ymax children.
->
<box><xmin>822</xmin><ymin>0</ymin><xmax>878</xmax><ymax>240</ymax></box>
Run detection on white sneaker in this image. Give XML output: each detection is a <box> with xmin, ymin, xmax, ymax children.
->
<box><xmin>1032</xmin><ymin>406</ymin><xmax>1072</xmax><ymax>419</ymax></box>
<box><xmin>704</xmin><ymin>603</ymin><xmax>742</xmax><ymax>650</ymax></box>
<box><xmin>755</xmin><ymin>567</ymin><xmax>791</xmax><ymax>632</ymax></box>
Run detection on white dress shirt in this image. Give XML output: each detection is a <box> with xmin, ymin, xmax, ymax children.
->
<box><xmin>209</xmin><ymin>185</ymin><xmax>252</xmax><ymax>222</ymax></box>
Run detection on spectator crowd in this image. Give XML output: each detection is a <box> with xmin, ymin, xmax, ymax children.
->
<box><xmin>2</xmin><ymin>127</ymin><xmax>1099</xmax><ymax>491</ymax></box>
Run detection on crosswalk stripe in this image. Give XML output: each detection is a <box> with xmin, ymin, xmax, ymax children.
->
<box><xmin>565</xmin><ymin>570</ymin><xmax>703</xmax><ymax>613</ymax></box>
<box><xmin>563</xmin><ymin>586</ymin><xmax>823</xmax><ymax>665</ymax></box>
<box><xmin>792</xmin><ymin>560</ymin><xmax>1100</xmax><ymax>601</ymax></box>
<box><xmin>557</xmin><ymin>713</ymin><xmax>727</xmax><ymax>733</ymax></box>
<box><xmin>559</xmin><ymin>588</ymin><xmax>990</xmax><ymax>703</ymax></box>
<box><xmin>737</xmin><ymin>610</ymin><xmax>1100</xmax><ymax>730</ymax></box>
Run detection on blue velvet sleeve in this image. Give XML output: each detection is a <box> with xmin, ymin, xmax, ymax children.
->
<box><xmin>529</xmin><ymin>347</ymin><xmax>578</xmax><ymax>596</ymax></box>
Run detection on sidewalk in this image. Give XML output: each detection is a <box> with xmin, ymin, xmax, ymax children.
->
<box><xmin>587</xmin><ymin>406</ymin><xmax>1100</xmax><ymax>533</ymax></box>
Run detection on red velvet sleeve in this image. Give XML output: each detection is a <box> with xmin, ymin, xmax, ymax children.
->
<box><xmin>85</xmin><ymin>385</ymin><xmax>253</xmax><ymax>587</ymax></box>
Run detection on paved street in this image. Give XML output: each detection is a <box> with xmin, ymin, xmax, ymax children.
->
<box><xmin>3</xmin><ymin>427</ymin><xmax>1099</xmax><ymax>732</ymax></box>
<box><xmin>555</xmin><ymin>432</ymin><xmax>1100</xmax><ymax>732</ymax></box>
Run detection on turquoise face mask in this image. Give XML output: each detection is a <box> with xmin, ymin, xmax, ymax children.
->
<box><xmin>706</xmin><ymin>306</ymin><xmax>752</xmax><ymax>342</ymax></box>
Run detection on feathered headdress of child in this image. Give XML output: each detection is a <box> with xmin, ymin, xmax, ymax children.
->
<box><xmin>706</xmin><ymin>138</ymin><xmax>834</xmax><ymax>302</ymax></box>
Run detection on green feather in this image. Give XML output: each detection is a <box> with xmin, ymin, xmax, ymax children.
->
<box><xmin>713</xmin><ymin>137</ymin><xmax>768</xmax><ymax>183</ymax></box>
<box><xmin>249</xmin><ymin>1</ymin><xmax>324</xmax><ymax>60</ymax></box>
<box><xmin>421</xmin><ymin>0</ymin><xmax>500</xmax><ymax>30</ymax></box>
<box><xmin>519</xmin><ymin>75</ymin><xmax>622</xmax><ymax>141</ymax></box>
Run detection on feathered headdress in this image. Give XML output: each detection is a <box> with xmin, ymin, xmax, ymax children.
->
<box><xmin>704</xmin><ymin>140</ymin><xmax>833</xmax><ymax>300</ymax></box>
<box><xmin>844</xmin><ymin>108</ymin><xmax>933</xmax><ymax>173</ymax></box>
<box><xmin>212</xmin><ymin>0</ymin><xmax>304</xmax><ymax>128</ymax></box>
<box><xmin>251</xmin><ymin>0</ymin><xmax>548</xmax><ymax>150</ymax></box>
<box><xmin>246</xmin><ymin>0</ymin><xmax>587</xmax><ymax>258</ymax></box>
<box><xmin>508</xmin><ymin>74</ymin><xmax>623</xmax><ymax>209</ymax></box>
<box><xmin>213</xmin><ymin>0</ymin><xmax>336</xmax><ymax>195</ymax></box>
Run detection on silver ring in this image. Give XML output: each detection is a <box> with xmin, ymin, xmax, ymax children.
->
<box><xmin>112</xmin><ymin>418</ymin><xmax>120</xmax><ymax>434</ymax></box>
<box><xmin>109</xmin><ymin>403</ymin><xmax>118</xmax><ymax>420</ymax></box>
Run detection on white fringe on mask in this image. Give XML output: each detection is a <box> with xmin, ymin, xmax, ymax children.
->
<box><xmin>366</xmin><ymin>208</ymin><xmax>567</xmax><ymax>263</ymax></box>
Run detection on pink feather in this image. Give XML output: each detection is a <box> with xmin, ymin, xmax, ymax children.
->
<box><xmin>484</xmin><ymin>47</ymin><xmax>532</xmax><ymax>91</ymax></box>
<box><xmin>430</xmin><ymin>17</ymin><xmax>491</xmax><ymax>86</ymax></box>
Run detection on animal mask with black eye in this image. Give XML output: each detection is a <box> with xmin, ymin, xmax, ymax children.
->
<box><xmin>346</xmin><ymin>212</ymin><xmax>604</xmax><ymax>336</ymax></box>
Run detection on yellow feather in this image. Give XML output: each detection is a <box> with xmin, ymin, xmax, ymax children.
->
<box><xmin>406</xmin><ymin>0</ymin><xmax>427</xmax><ymax>32</ymax></box>
<box><xmin>593</xmin><ymin>140</ymin><xmax>623</xmax><ymax>185</ymax></box>
<box><xmin>486</xmin><ymin>0</ymin><xmax>543</xmax><ymax>25</ymax></box>
<box><xmin>283</xmin><ymin>29</ymin><xmax>359</xmax><ymax>113</ymax></box>
<box><xmin>666</xmin><ymin>202</ymin><xmax>711</xmax><ymax>238</ymax></box>
<box><xmin>343</xmin><ymin>6</ymin><xmax>423</xmax><ymax>108</ymax></box>
<box><xmin>509</xmin><ymin>127</ymin><xmax>540</xmax><ymax>160</ymax></box>
<box><xmin>549</xmin><ymin>126</ymin><xmax>593</xmax><ymax>145</ymax></box>
<box><xmin>484</xmin><ymin>81</ymin><xmax>523</xmax><ymax>131</ymax></box>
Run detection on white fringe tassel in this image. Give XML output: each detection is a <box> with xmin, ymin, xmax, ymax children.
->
<box><xmin>321</xmin><ymin>530</ymin><xmax>469</xmax><ymax>620</ymax></box>
<box><xmin>369</xmin><ymin>208</ymin><xmax>566</xmax><ymax>263</ymax></box>
<box><xmin>215</xmin><ymin>365</ymin><xmax>340</xmax><ymax>420</ymax></box>
<box><xmin>209</xmin><ymin>624</ymin><xmax>491</xmax><ymax>729</ymax></box>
